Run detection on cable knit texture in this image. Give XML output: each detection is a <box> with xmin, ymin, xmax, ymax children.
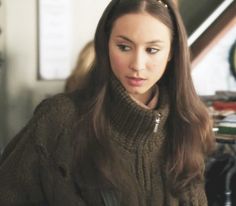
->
<box><xmin>0</xmin><ymin>77</ymin><xmax>208</xmax><ymax>206</ymax></box>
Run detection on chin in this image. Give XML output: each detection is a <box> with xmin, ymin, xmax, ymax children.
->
<box><xmin>127</xmin><ymin>88</ymin><xmax>145</xmax><ymax>95</ymax></box>
<box><xmin>122</xmin><ymin>83</ymin><xmax>147</xmax><ymax>94</ymax></box>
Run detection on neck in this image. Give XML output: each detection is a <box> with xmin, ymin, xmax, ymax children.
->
<box><xmin>129</xmin><ymin>90</ymin><xmax>152</xmax><ymax>105</ymax></box>
<box><xmin>129</xmin><ymin>85</ymin><xmax>159</xmax><ymax>110</ymax></box>
<box><xmin>107</xmin><ymin>75</ymin><xmax>169</xmax><ymax>151</ymax></box>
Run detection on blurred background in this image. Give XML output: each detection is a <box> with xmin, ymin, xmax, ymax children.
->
<box><xmin>0</xmin><ymin>0</ymin><xmax>235</xmax><ymax>149</ymax></box>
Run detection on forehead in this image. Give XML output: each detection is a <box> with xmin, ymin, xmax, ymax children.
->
<box><xmin>111</xmin><ymin>12</ymin><xmax>171</xmax><ymax>43</ymax></box>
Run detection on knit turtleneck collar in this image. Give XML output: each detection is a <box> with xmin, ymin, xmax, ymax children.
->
<box><xmin>108</xmin><ymin>75</ymin><xmax>169</xmax><ymax>151</ymax></box>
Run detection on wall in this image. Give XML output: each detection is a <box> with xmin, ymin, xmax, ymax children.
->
<box><xmin>192</xmin><ymin>25</ymin><xmax>236</xmax><ymax>95</ymax></box>
<box><xmin>0</xmin><ymin>0</ymin><xmax>7</xmax><ymax>151</ymax></box>
<box><xmin>0</xmin><ymin>0</ymin><xmax>109</xmax><ymax>148</ymax></box>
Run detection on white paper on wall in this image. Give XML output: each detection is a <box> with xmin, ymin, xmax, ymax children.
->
<box><xmin>38</xmin><ymin>0</ymin><xmax>72</xmax><ymax>80</ymax></box>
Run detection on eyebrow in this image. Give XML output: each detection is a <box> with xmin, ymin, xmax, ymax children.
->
<box><xmin>116</xmin><ymin>35</ymin><xmax>164</xmax><ymax>44</ymax></box>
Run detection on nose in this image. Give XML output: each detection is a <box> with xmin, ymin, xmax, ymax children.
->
<box><xmin>129</xmin><ymin>50</ymin><xmax>145</xmax><ymax>71</ymax></box>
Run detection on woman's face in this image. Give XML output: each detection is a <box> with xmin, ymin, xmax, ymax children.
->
<box><xmin>109</xmin><ymin>12</ymin><xmax>172</xmax><ymax>103</ymax></box>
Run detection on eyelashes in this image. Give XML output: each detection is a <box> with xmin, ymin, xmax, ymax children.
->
<box><xmin>117</xmin><ymin>44</ymin><xmax>160</xmax><ymax>54</ymax></box>
<box><xmin>146</xmin><ymin>48</ymin><xmax>160</xmax><ymax>54</ymax></box>
<box><xmin>117</xmin><ymin>44</ymin><xmax>131</xmax><ymax>51</ymax></box>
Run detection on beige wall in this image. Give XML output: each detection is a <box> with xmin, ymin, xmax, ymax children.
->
<box><xmin>0</xmin><ymin>0</ymin><xmax>7</xmax><ymax>151</ymax></box>
<box><xmin>0</xmin><ymin>0</ymin><xmax>109</xmax><ymax>148</ymax></box>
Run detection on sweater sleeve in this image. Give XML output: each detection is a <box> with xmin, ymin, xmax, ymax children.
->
<box><xmin>0</xmin><ymin>99</ymin><xmax>51</xmax><ymax>205</ymax></box>
<box><xmin>0</xmin><ymin>94</ymin><xmax>86</xmax><ymax>206</ymax></box>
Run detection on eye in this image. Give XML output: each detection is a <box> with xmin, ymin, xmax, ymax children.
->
<box><xmin>146</xmin><ymin>47</ymin><xmax>159</xmax><ymax>54</ymax></box>
<box><xmin>117</xmin><ymin>44</ymin><xmax>131</xmax><ymax>52</ymax></box>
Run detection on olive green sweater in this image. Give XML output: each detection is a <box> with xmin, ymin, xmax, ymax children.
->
<box><xmin>0</xmin><ymin>77</ymin><xmax>208</xmax><ymax>206</ymax></box>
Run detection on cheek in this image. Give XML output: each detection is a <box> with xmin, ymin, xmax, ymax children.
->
<box><xmin>150</xmin><ymin>56</ymin><xmax>169</xmax><ymax>76</ymax></box>
<box><xmin>110</xmin><ymin>51</ymin><xmax>127</xmax><ymax>73</ymax></box>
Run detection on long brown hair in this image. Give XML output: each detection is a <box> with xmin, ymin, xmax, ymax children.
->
<box><xmin>73</xmin><ymin>0</ymin><xmax>215</xmax><ymax>202</ymax></box>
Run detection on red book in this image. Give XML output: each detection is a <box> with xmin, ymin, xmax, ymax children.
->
<box><xmin>213</xmin><ymin>101</ymin><xmax>236</xmax><ymax>111</ymax></box>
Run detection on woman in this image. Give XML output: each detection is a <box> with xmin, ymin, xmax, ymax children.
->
<box><xmin>0</xmin><ymin>0</ymin><xmax>215</xmax><ymax>205</ymax></box>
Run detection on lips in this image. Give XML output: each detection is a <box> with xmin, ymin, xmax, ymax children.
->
<box><xmin>126</xmin><ymin>76</ymin><xmax>146</xmax><ymax>87</ymax></box>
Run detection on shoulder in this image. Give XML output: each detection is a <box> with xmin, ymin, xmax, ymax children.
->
<box><xmin>31</xmin><ymin>92</ymin><xmax>83</xmax><ymax>151</ymax></box>
<box><xmin>35</xmin><ymin>92</ymin><xmax>77</xmax><ymax>117</ymax></box>
<box><xmin>1</xmin><ymin>91</ymin><xmax>86</xmax><ymax>160</ymax></box>
<box><xmin>34</xmin><ymin>91</ymin><xmax>86</xmax><ymax>127</ymax></box>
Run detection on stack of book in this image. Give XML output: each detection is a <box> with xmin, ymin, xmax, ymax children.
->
<box><xmin>200</xmin><ymin>91</ymin><xmax>236</xmax><ymax>137</ymax></box>
<box><xmin>217</xmin><ymin>114</ymin><xmax>236</xmax><ymax>135</ymax></box>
